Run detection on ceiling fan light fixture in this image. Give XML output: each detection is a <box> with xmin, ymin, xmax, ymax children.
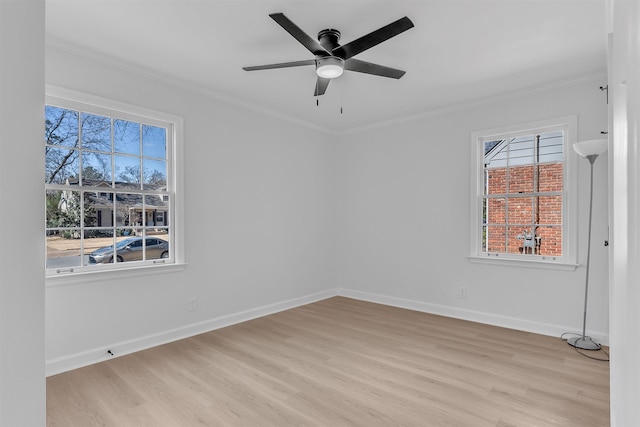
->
<box><xmin>316</xmin><ymin>56</ymin><xmax>344</xmax><ymax>79</ymax></box>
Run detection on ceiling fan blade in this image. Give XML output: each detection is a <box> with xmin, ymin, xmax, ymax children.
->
<box><xmin>344</xmin><ymin>58</ymin><xmax>406</xmax><ymax>79</ymax></box>
<box><xmin>332</xmin><ymin>16</ymin><xmax>414</xmax><ymax>60</ymax></box>
<box><xmin>269</xmin><ymin>13</ymin><xmax>331</xmax><ymax>57</ymax></box>
<box><xmin>243</xmin><ymin>59</ymin><xmax>315</xmax><ymax>71</ymax></box>
<box><xmin>314</xmin><ymin>77</ymin><xmax>331</xmax><ymax>96</ymax></box>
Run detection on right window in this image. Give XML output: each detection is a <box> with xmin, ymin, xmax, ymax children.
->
<box><xmin>470</xmin><ymin>117</ymin><xmax>578</xmax><ymax>267</ymax></box>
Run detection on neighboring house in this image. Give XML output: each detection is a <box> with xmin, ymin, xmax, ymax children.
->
<box><xmin>483</xmin><ymin>135</ymin><xmax>563</xmax><ymax>256</ymax></box>
<box><xmin>59</xmin><ymin>178</ymin><xmax>169</xmax><ymax>231</ymax></box>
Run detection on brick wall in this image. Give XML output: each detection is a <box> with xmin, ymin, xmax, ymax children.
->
<box><xmin>486</xmin><ymin>163</ymin><xmax>563</xmax><ymax>256</ymax></box>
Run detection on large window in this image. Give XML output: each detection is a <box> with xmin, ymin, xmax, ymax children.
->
<box><xmin>470</xmin><ymin>117</ymin><xmax>578</xmax><ymax>268</ymax></box>
<box><xmin>45</xmin><ymin>88</ymin><xmax>183</xmax><ymax>277</ymax></box>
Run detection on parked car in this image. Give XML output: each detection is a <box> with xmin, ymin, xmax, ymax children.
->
<box><xmin>89</xmin><ymin>237</ymin><xmax>169</xmax><ymax>264</ymax></box>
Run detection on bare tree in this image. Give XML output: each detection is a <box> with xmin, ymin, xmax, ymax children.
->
<box><xmin>45</xmin><ymin>106</ymin><xmax>112</xmax><ymax>184</ymax></box>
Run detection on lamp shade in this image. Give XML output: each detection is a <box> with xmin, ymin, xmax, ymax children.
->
<box><xmin>573</xmin><ymin>139</ymin><xmax>608</xmax><ymax>158</ymax></box>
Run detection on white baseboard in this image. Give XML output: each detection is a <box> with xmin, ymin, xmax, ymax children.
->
<box><xmin>47</xmin><ymin>287</ymin><xmax>608</xmax><ymax>376</ymax></box>
<box><xmin>46</xmin><ymin>289</ymin><xmax>338</xmax><ymax>376</ymax></box>
<box><xmin>337</xmin><ymin>288</ymin><xmax>610</xmax><ymax>346</ymax></box>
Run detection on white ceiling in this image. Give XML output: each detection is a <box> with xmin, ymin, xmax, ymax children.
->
<box><xmin>46</xmin><ymin>0</ymin><xmax>607</xmax><ymax>133</ymax></box>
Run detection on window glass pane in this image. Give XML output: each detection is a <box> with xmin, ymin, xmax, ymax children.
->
<box><xmin>507</xmin><ymin>165</ymin><xmax>534</xmax><ymax>194</ymax></box>
<box><xmin>144</xmin><ymin>236</ymin><xmax>169</xmax><ymax>261</ymax></box>
<box><xmin>142</xmin><ymin>125</ymin><xmax>166</xmax><ymax>159</ymax></box>
<box><xmin>84</xmin><ymin>191</ymin><xmax>114</xmax><ymax>227</ymax></box>
<box><xmin>45</xmin><ymin>190</ymin><xmax>80</xmax><ymax>228</ymax></box>
<box><xmin>145</xmin><ymin>194</ymin><xmax>169</xmax><ymax>227</ymax></box>
<box><xmin>46</xmin><ymin>190</ymin><xmax>62</xmax><ymax>228</ymax></box>
<box><xmin>114</xmin><ymin>155</ymin><xmax>141</xmax><ymax>187</ymax></box>
<box><xmin>46</xmin><ymin>190</ymin><xmax>81</xmax><ymax>228</ymax></box>
<box><xmin>143</xmin><ymin>159</ymin><xmax>167</xmax><ymax>189</ymax></box>
<box><xmin>82</xmin><ymin>152</ymin><xmax>112</xmax><ymax>183</ymax></box>
<box><xmin>45</xmin><ymin>106</ymin><xmax>78</xmax><ymax>148</ymax></box>
<box><xmin>512</xmin><ymin>226</ymin><xmax>540</xmax><ymax>255</ymax></box>
<box><xmin>536</xmin><ymin>195</ymin><xmax>562</xmax><ymax>225</ymax></box>
<box><xmin>538</xmin><ymin>131</ymin><xmax>564</xmax><ymax>164</ymax></box>
<box><xmin>114</xmin><ymin>119</ymin><xmax>140</xmax><ymax>155</ymax></box>
<box><xmin>113</xmin><ymin>236</ymin><xmax>145</xmax><ymax>263</ymax></box>
<box><xmin>536</xmin><ymin>226</ymin><xmax>562</xmax><ymax>256</ymax></box>
<box><xmin>485</xmin><ymin>225</ymin><xmax>506</xmax><ymax>253</ymax></box>
<box><xmin>484</xmin><ymin>139</ymin><xmax>507</xmax><ymax>169</ymax></box>
<box><xmin>481</xmin><ymin>225</ymin><xmax>488</xmax><ymax>252</ymax></box>
<box><xmin>85</xmin><ymin>230</ymin><xmax>114</xmax><ymax>265</ymax></box>
<box><xmin>115</xmin><ymin>193</ymin><xmax>143</xmax><ymax>227</ymax></box>
<box><xmin>507</xmin><ymin>197</ymin><xmax>533</xmax><ymax>225</ymax></box>
<box><xmin>45</xmin><ymin>147</ymin><xmax>79</xmax><ymax>184</ymax></box>
<box><xmin>486</xmin><ymin>168</ymin><xmax>506</xmax><ymax>195</ymax></box>
<box><xmin>45</xmin><ymin>178</ymin><xmax>82</xmax><ymax>269</ymax></box>
<box><xmin>486</xmin><ymin>197</ymin><xmax>506</xmax><ymax>225</ymax></box>
<box><xmin>81</xmin><ymin>113</ymin><xmax>111</xmax><ymax>152</ymax></box>
<box><xmin>508</xmin><ymin>135</ymin><xmax>535</xmax><ymax>166</ymax></box>
<box><xmin>538</xmin><ymin>163</ymin><xmax>563</xmax><ymax>192</ymax></box>
<box><xmin>46</xmin><ymin>231</ymin><xmax>82</xmax><ymax>270</ymax></box>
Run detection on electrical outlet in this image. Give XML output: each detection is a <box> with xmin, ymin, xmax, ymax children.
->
<box><xmin>187</xmin><ymin>297</ymin><xmax>198</xmax><ymax>312</ymax></box>
<box><xmin>458</xmin><ymin>287</ymin><xmax>468</xmax><ymax>299</ymax></box>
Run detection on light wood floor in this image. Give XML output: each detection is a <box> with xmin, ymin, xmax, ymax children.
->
<box><xmin>47</xmin><ymin>297</ymin><xmax>610</xmax><ymax>426</ymax></box>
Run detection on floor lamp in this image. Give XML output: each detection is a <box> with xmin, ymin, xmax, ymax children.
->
<box><xmin>569</xmin><ymin>138</ymin><xmax>608</xmax><ymax>350</ymax></box>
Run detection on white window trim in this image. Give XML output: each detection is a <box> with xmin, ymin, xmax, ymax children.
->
<box><xmin>45</xmin><ymin>85</ymin><xmax>186</xmax><ymax>286</ymax></box>
<box><xmin>468</xmin><ymin>115</ymin><xmax>579</xmax><ymax>270</ymax></box>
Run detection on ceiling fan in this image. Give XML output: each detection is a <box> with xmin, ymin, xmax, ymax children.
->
<box><xmin>243</xmin><ymin>13</ymin><xmax>414</xmax><ymax>96</ymax></box>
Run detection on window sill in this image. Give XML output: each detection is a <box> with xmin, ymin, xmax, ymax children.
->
<box><xmin>45</xmin><ymin>262</ymin><xmax>188</xmax><ymax>287</ymax></box>
<box><xmin>467</xmin><ymin>256</ymin><xmax>578</xmax><ymax>271</ymax></box>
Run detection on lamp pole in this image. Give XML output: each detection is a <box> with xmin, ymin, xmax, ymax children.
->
<box><xmin>567</xmin><ymin>153</ymin><xmax>601</xmax><ymax>350</ymax></box>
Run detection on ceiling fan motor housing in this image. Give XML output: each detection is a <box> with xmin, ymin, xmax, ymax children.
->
<box><xmin>317</xmin><ymin>29</ymin><xmax>341</xmax><ymax>50</ymax></box>
<box><xmin>315</xmin><ymin>29</ymin><xmax>344</xmax><ymax>78</ymax></box>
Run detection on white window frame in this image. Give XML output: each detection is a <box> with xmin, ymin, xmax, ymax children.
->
<box><xmin>45</xmin><ymin>86</ymin><xmax>185</xmax><ymax>285</ymax></box>
<box><xmin>469</xmin><ymin>115</ymin><xmax>579</xmax><ymax>270</ymax></box>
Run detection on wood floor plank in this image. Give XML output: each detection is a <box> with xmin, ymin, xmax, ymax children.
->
<box><xmin>47</xmin><ymin>297</ymin><xmax>610</xmax><ymax>426</ymax></box>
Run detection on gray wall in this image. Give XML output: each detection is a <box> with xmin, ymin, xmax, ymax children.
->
<box><xmin>0</xmin><ymin>0</ymin><xmax>46</xmax><ymax>425</ymax></box>
<box><xmin>334</xmin><ymin>77</ymin><xmax>609</xmax><ymax>340</ymax></box>
<box><xmin>45</xmin><ymin>45</ymin><xmax>337</xmax><ymax>373</ymax></box>
<box><xmin>45</xmin><ymin>40</ymin><xmax>609</xmax><ymax>375</ymax></box>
